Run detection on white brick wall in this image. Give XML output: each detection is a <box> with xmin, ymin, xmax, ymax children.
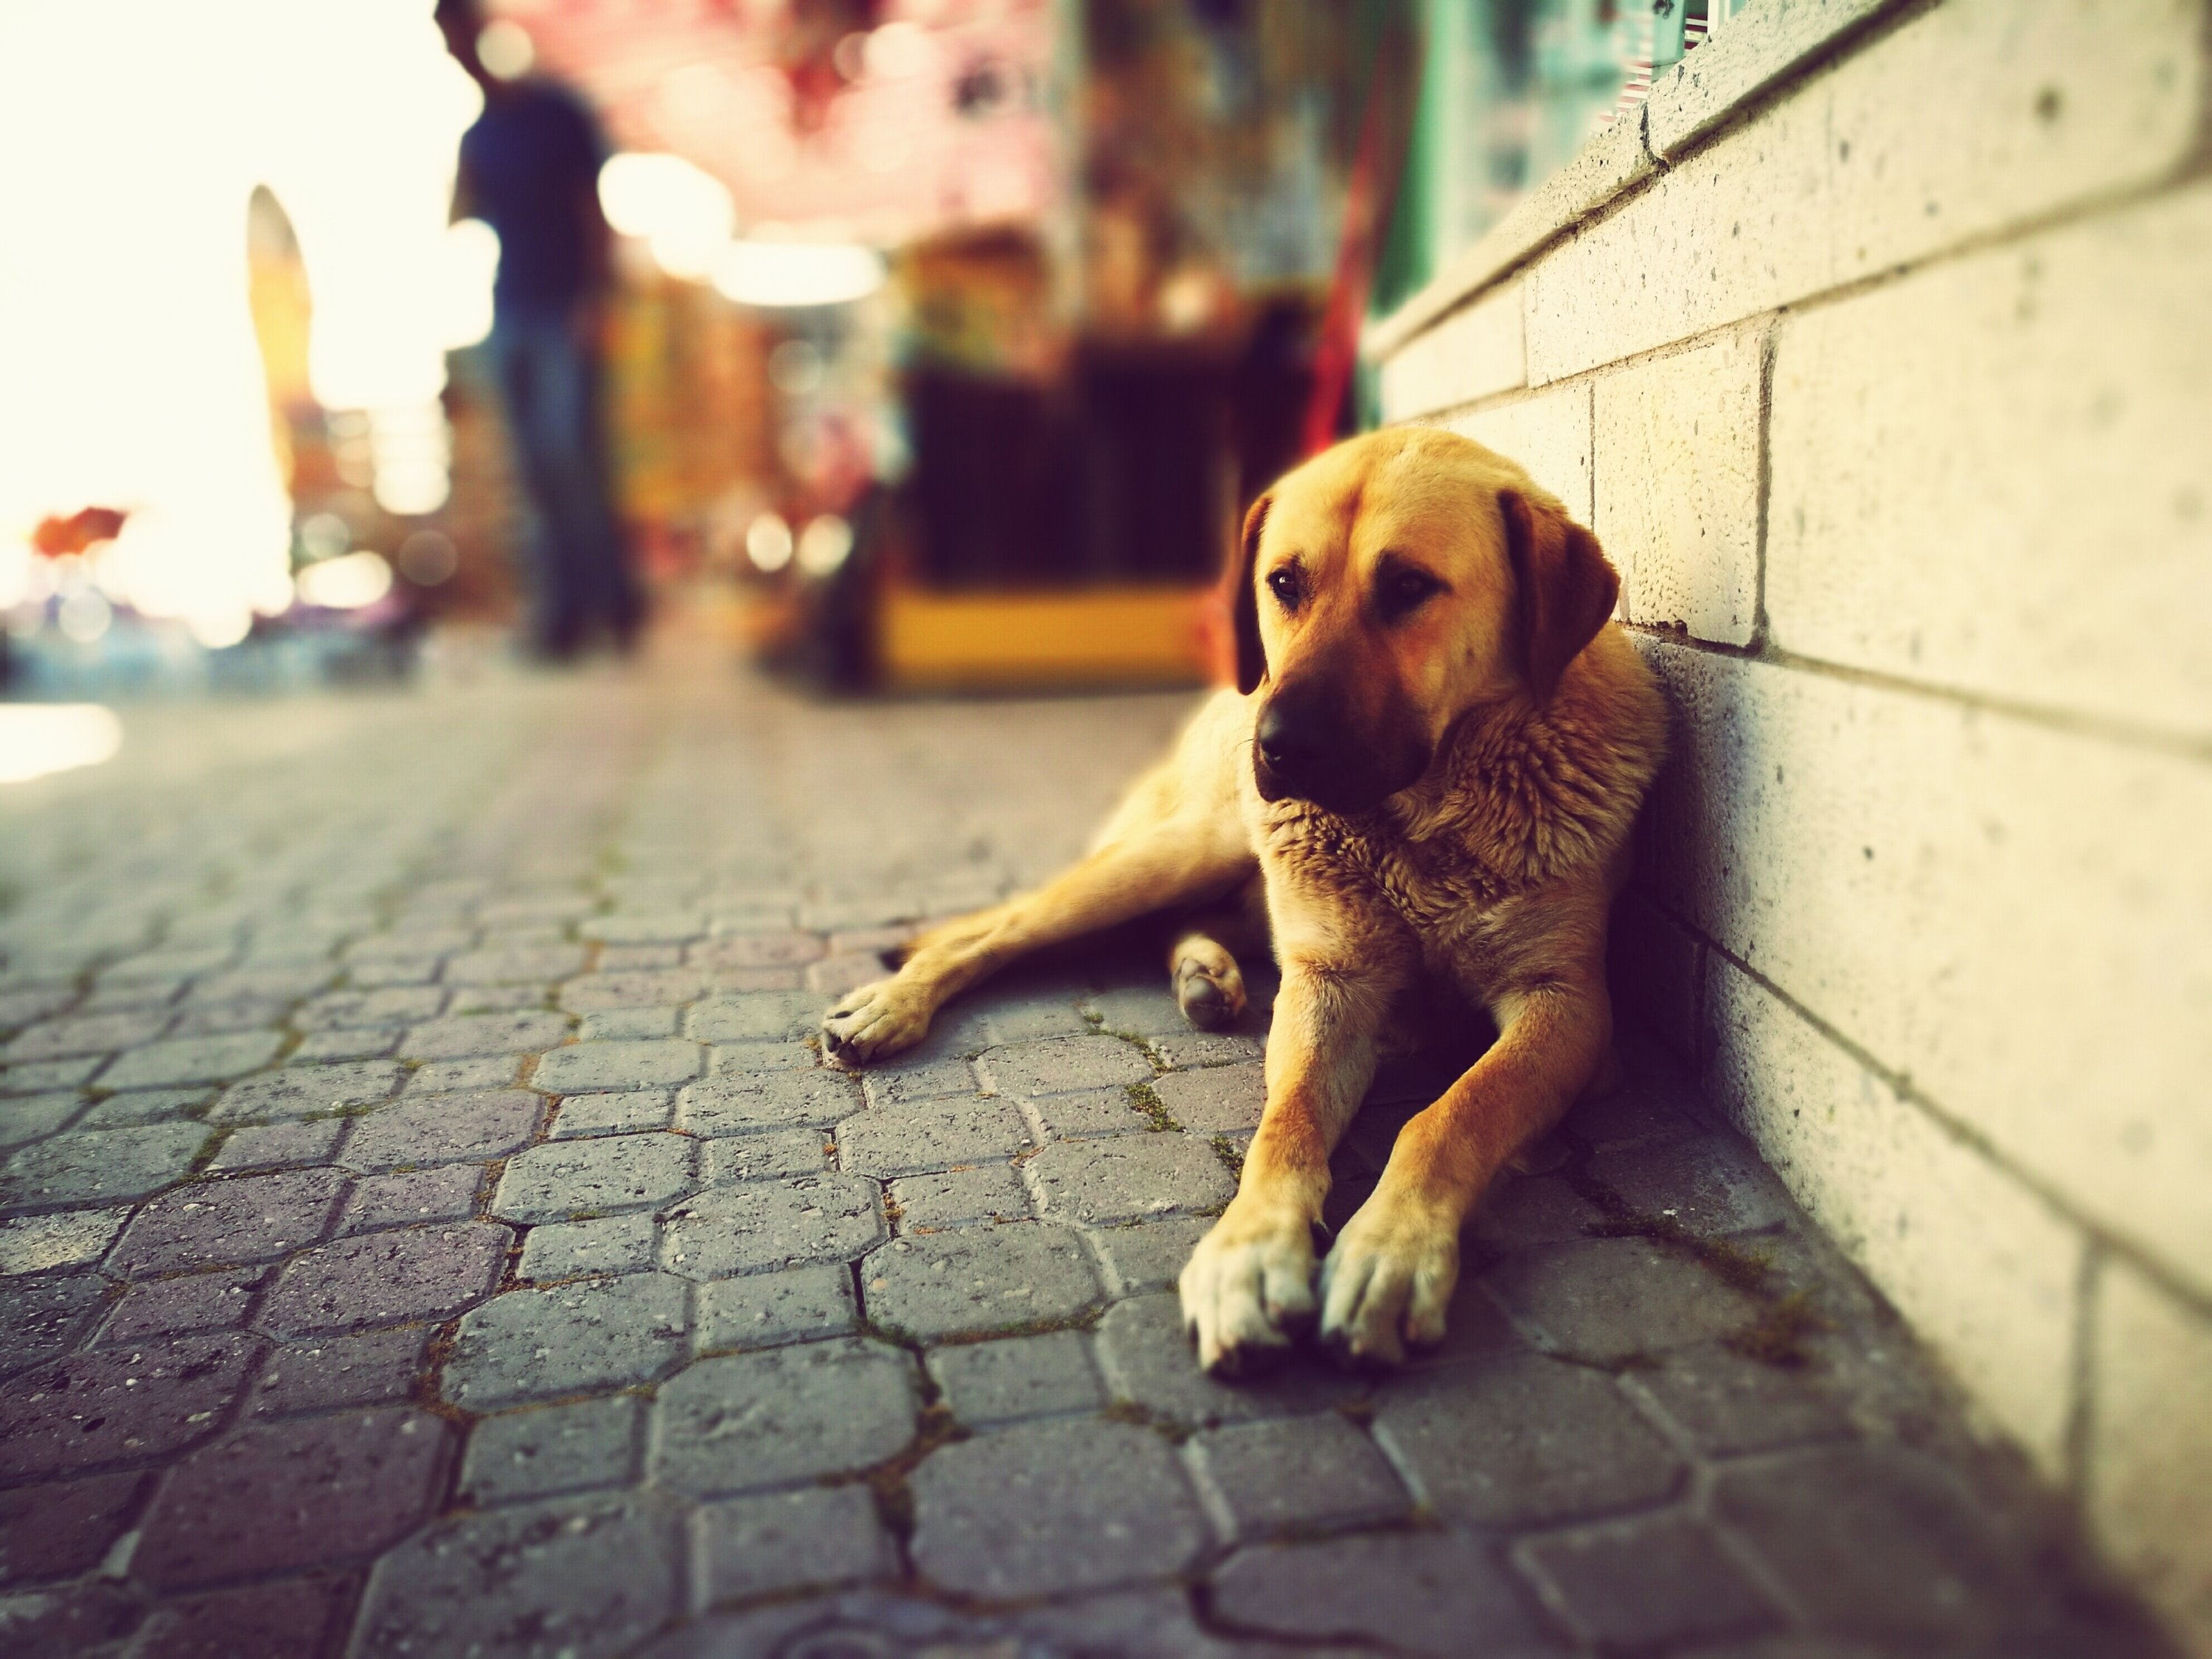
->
<box><xmin>1768</xmin><ymin>184</ymin><xmax>2212</xmax><ymax>737</ymax></box>
<box><xmin>1440</xmin><ymin>383</ymin><xmax>1593</xmax><ymax>524</ymax></box>
<box><xmin>1639</xmin><ymin>639</ymin><xmax>2212</xmax><ymax>1300</ymax></box>
<box><xmin>1594</xmin><ymin>329</ymin><xmax>1764</xmax><ymax>647</ymax></box>
<box><xmin>1525</xmin><ymin>0</ymin><xmax>2202</xmax><ymax>382</ymax></box>
<box><xmin>1644</xmin><ymin>0</ymin><xmax>1899</xmax><ymax>160</ymax></box>
<box><xmin>1376</xmin><ymin>280</ymin><xmax>1524</xmax><ymax>422</ymax></box>
<box><xmin>1371</xmin><ymin>0</ymin><xmax>2212</xmax><ymax>1644</ymax></box>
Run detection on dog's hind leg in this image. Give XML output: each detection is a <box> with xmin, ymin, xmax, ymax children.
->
<box><xmin>824</xmin><ymin>826</ymin><xmax>1253</xmax><ymax>1063</ymax></box>
<box><xmin>1169</xmin><ymin>872</ymin><xmax>1269</xmax><ymax>1031</ymax></box>
<box><xmin>824</xmin><ymin>689</ymin><xmax>1257</xmax><ymax>1065</ymax></box>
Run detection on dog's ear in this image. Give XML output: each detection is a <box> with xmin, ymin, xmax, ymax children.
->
<box><xmin>1498</xmin><ymin>488</ymin><xmax>1618</xmax><ymax>702</ymax></box>
<box><xmin>1228</xmin><ymin>493</ymin><xmax>1271</xmax><ymax>695</ymax></box>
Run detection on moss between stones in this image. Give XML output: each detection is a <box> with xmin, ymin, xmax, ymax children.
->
<box><xmin>1560</xmin><ymin>1140</ymin><xmax>1831</xmax><ymax>1369</ymax></box>
<box><xmin>1099</xmin><ymin>1397</ymin><xmax>1189</xmax><ymax>1444</ymax></box>
<box><xmin>1125</xmin><ymin>1081</ymin><xmax>1178</xmax><ymax>1133</ymax></box>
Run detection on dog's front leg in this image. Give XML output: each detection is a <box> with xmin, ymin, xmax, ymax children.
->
<box><xmin>1318</xmin><ymin>975</ymin><xmax>1610</xmax><ymax>1366</ymax></box>
<box><xmin>1179</xmin><ymin>950</ymin><xmax>1402</xmax><ymax>1376</ymax></box>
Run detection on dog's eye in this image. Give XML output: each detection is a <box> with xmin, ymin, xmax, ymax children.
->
<box><xmin>1266</xmin><ymin>567</ymin><xmax>1302</xmax><ymax>610</ymax></box>
<box><xmin>1376</xmin><ymin>565</ymin><xmax>1444</xmax><ymax>619</ymax></box>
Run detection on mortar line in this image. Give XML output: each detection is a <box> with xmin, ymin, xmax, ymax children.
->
<box><xmin>1622</xmin><ymin>629</ymin><xmax>2212</xmax><ymax>765</ymax></box>
<box><xmin>2065</xmin><ymin>1242</ymin><xmax>2104</xmax><ymax>1502</ymax></box>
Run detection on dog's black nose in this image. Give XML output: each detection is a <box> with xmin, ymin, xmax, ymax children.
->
<box><xmin>1257</xmin><ymin>681</ymin><xmax>1351</xmax><ymax>793</ymax></box>
<box><xmin>1256</xmin><ymin>698</ymin><xmax>1324</xmax><ymax>776</ymax></box>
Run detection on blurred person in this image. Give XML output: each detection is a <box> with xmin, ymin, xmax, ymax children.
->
<box><xmin>437</xmin><ymin>0</ymin><xmax>641</xmax><ymax>660</ymax></box>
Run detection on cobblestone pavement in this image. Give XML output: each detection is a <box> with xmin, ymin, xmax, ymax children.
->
<box><xmin>0</xmin><ymin>639</ymin><xmax>2167</xmax><ymax>1658</ymax></box>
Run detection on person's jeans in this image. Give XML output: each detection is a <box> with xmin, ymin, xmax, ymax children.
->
<box><xmin>488</xmin><ymin>307</ymin><xmax>641</xmax><ymax>655</ymax></box>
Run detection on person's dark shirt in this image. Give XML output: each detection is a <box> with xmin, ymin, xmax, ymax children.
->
<box><xmin>459</xmin><ymin>80</ymin><xmax>606</xmax><ymax>314</ymax></box>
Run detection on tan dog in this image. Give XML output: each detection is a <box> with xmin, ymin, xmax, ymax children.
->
<box><xmin>824</xmin><ymin>426</ymin><xmax>1666</xmax><ymax>1374</ymax></box>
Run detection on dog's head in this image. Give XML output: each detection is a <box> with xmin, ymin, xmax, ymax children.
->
<box><xmin>1231</xmin><ymin>427</ymin><xmax>1618</xmax><ymax>815</ymax></box>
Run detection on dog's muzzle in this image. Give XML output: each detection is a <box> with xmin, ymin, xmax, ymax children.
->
<box><xmin>1253</xmin><ymin>681</ymin><xmax>1427</xmax><ymax>815</ymax></box>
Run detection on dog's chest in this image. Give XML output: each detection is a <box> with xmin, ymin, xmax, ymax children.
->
<box><xmin>1273</xmin><ymin>813</ymin><xmax>1522</xmax><ymax>950</ymax></box>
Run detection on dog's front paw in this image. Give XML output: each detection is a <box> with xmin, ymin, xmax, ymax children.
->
<box><xmin>1316</xmin><ymin>1200</ymin><xmax>1459</xmax><ymax>1368</ymax></box>
<box><xmin>821</xmin><ymin>978</ymin><xmax>931</xmax><ymax>1064</ymax></box>
<box><xmin>1178</xmin><ymin>1202</ymin><xmax>1316</xmax><ymax>1377</ymax></box>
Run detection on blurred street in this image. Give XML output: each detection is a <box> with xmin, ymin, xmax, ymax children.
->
<box><xmin>0</xmin><ymin>620</ymin><xmax>2164</xmax><ymax>1658</ymax></box>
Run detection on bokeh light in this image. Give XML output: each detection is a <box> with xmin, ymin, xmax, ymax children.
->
<box><xmin>712</xmin><ymin>241</ymin><xmax>886</xmax><ymax>309</ymax></box>
<box><xmin>0</xmin><ymin>705</ymin><xmax>123</xmax><ymax>785</ymax></box>
<box><xmin>0</xmin><ymin>1</ymin><xmax>477</xmax><ymax>639</ymax></box>
<box><xmin>296</xmin><ymin>550</ymin><xmax>396</xmax><ymax>610</ymax></box>
<box><xmin>476</xmin><ymin>19</ymin><xmax>535</xmax><ymax>82</ymax></box>
<box><xmin>745</xmin><ymin>512</ymin><xmax>794</xmax><ymax>573</ymax></box>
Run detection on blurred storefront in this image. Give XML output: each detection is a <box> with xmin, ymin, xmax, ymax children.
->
<box><xmin>0</xmin><ymin>0</ymin><xmax>1717</xmax><ymax>698</ymax></box>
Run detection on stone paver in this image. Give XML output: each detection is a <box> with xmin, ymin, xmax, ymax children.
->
<box><xmin>491</xmin><ymin>1132</ymin><xmax>696</xmax><ymax>1224</ymax></box>
<box><xmin>650</xmin><ymin>1338</ymin><xmax>916</xmax><ymax>1496</ymax></box>
<box><xmin>533</xmin><ymin>1038</ymin><xmax>703</xmax><ymax>1093</ymax></box>
<box><xmin>0</xmin><ymin>1091</ymin><xmax>83</xmax><ymax>1150</ymax></box>
<box><xmin>403</xmin><ymin>1009</ymin><xmax>571</xmax><ymax>1060</ymax></box>
<box><xmin>658</xmin><ymin>1172</ymin><xmax>882</xmax><ymax>1280</ymax></box>
<box><xmin>260</xmin><ymin>1222</ymin><xmax>509</xmax><ymax>1335</ymax></box>
<box><xmin>0</xmin><ymin>1206</ymin><xmax>127</xmax><ymax>1276</ymax></box>
<box><xmin>206</xmin><ymin>1059</ymin><xmax>403</xmax><ymax>1121</ymax></box>
<box><xmin>694</xmin><ymin>1484</ymin><xmax>895</xmax><ymax>1604</ymax></box>
<box><xmin>1523</xmin><ymin>1510</ymin><xmax>1781</xmax><ymax>1650</ymax></box>
<box><xmin>340</xmin><ymin>1088</ymin><xmax>543</xmax><ymax>1169</ymax></box>
<box><xmin>0</xmin><ymin>1331</ymin><xmax>263</xmax><ymax>1481</ymax></box>
<box><xmin>888</xmin><ymin>1161</ymin><xmax>1030</xmax><ymax>1228</ymax></box>
<box><xmin>550</xmin><ymin>1088</ymin><xmax>672</xmax><ymax>1138</ymax></box>
<box><xmin>133</xmin><ymin>1407</ymin><xmax>450</xmax><ymax>1588</ymax></box>
<box><xmin>975</xmin><ymin>1033</ymin><xmax>1153</xmax><ymax>1097</ymax></box>
<box><xmin>250</xmin><ymin>1326</ymin><xmax>429</xmax><ymax>1419</ymax></box>
<box><xmin>460</xmin><ymin>1394</ymin><xmax>642</xmax><ymax>1506</ymax></box>
<box><xmin>1373</xmin><ymin>1350</ymin><xmax>1685</xmax><ymax>1527</ymax></box>
<box><xmin>445</xmin><ymin>1272</ymin><xmax>691</xmax><ymax>1410</ymax></box>
<box><xmin>0</xmin><ymin>1122</ymin><xmax>206</xmax><ymax>1210</ymax></box>
<box><xmin>1020</xmin><ymin>1082</ymin><xmax>1152</xmax><ymax>1141</ymax></box>
<box><xmin>1095</xmin><ymin>1293</ymin><xmax>1368</xmax><ymax>1430</ymax></box>
<box><xmin>95</xmin><ymin>1264</ymin><xmax>264</xmax><ymax>1345</ymax></box>
<box><xmin>0</xmin><ymin>1470</ymin><xmax>142</xmax><ymax>1586</ymax></box>
<box><xmin>700</xmin><ymin>1124</ymin><xmax>832</xmax><ymax>1183</ymax></box>
<box><xmin>862</xmin><ymin>1222</ymin><xmax>1102</xmax><ymax>1341</ymax></box>
<box><xmin>520</xmin><ymin>1212</ymin><xmax>658</xmax><ymax>1281</ymax></box>
<box><xmin>1211</xmin><ymin>1531</ymin><xmax>1551</xmax><ymax>1656</ymax></box>
<box><xmin>133</xmin><ymin>1577</ymin><xmax>344</xmax><ymax>1658</ymax></box>
<box><xmin>0</xmin><ymin>1272</ymin><xmax>113</xmax><ymax>1375</ymax></box>
<box><xmin>675</xmin><ymin>1068</ymin><xmax>859</xmax><ymax>1135</ymax></box>
<box><xmin>341</xmin><ymin>1162</ymin><xmax>484</xmax><ymax>1234</ymax></box>
<box><xmin>75</xmin><ymin>1087</ymin><xmax>208</xmax><ymax>1129</ymax></box>
<box><xmin>0</xmin><ymin>642</ymin><xmax>2162</xmax><ymax>1657</ymax></box>
<box><xmin>834</xmin><ymin>1096</ymin><xmax>1031</xmax><ymax>1176</ymax></box>
<box><xmin>97</xmin><ymin>1030</ymin><xmax>284</xmax><ymax>1091</ymax></box>
<box><xmin>352</xmin><ymin>1492</ymin><xmax>682</xmax><ymax>1659</ymax></box>
<box><xmin>206</xmin><ymin>1117</ymin><xmax>345</xmax><ymax>1172</ymax></box>
<box><xmin>1189</xmin><ymin>1412</ymin><xmax>1411</xmax><ymax>1541</ymax></box>
<box><xmin>1023</xmin><ymin>1131</ymin><xmax>1234</xmax><ymax>1224</ymax></box>
<box><xmin>1486</xmin><ymin>1235</ymin><xmax>1764</xmax><ymax>1363</ymax></box>
<box><xmin>1152</xmin><ymin>1061</ymin><xmax>1265</xmax><ymax>1132</ymax></box>
<box><xmin>928</xmin><ymin>1329</ymin><xmax>1103</xmax><ymax>1425</ymax></box>
<box><xmin>684</xmin><ymin>990</ymin><xmax>833</xmax><ymax>1044</ymax></box>
<box><xmin>108</xmin><ymin>1168</ymin><xmax>347</xmax><ymax>1274</ymax></box>
<box><xmin>911</xmin><ymin>1418</ymin><xmax>1209</xmax><ymax>1598</ymax></box>
<box><xmin>695</xmin><ymin>1261</ymin><xmax>858</xmax><ymax>1352</ymax></box>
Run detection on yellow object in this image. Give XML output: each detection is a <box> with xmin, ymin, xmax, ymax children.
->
<box><xmin>877</xmin><ymin>584</ymin><xmax>1217</xmax><ymax>690</ymax></box>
